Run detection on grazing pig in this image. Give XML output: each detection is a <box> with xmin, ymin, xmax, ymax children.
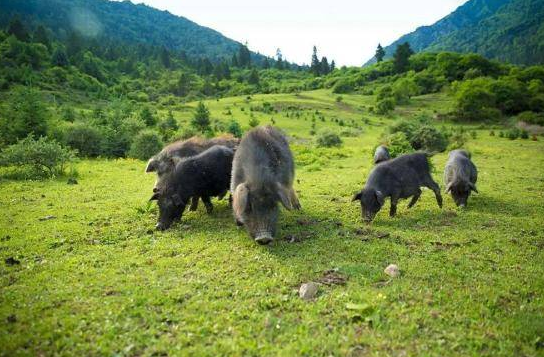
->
<box><xmin>374</xmin><ymin>145</ymin><xmax>391</xmax><ymax>164</ymax></box>
<box><xmin>146</xmin><ymin>135</ymin><xmax>239</xmax><ymax>211</ymax></box>
<box><xmin>444</xmin><ymin>150</ymin><xmax>478</xmax><ymax>207</ymax></box>
<box><xmin>150</xmin><ymin>145</ymin><xmax>234</xmax><ymax>231</ymax></box>
<box><xmin>231</xmin><ymin>126</ymin><xmax>301</xmax><ymax>245</ymax></box>
<box><xmin>352</xmin><ymin>153</ymin><xmax>442</xmax><ymax>222</ymax></box>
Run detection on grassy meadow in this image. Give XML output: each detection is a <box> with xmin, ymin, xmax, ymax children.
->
<box><xmin>1</xmin><ymin>90</ymin><xmax>544</xmax><ymax>356</ymax></box>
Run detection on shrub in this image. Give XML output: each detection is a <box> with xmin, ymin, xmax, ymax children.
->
<box><xmin>410</xmin><ymin>125</ymin><xmax>448</xmax><ymax>152</ymax></box>
<box><xmin>128</xmin><ymin>130</ymin><xmax>164</xmax><ymax>161</ymax></box>
<box><xmin>520</xmin><ymin>130</ymin><xmax>529</xmax><ymax>139</ymax></box>
<box><xmin>376</xmin><ymin>97</ymin><xmax>395</xmax><ymax>115</ymax></box>
<box><xmin>454</xmin><ymin>78</ymin><xmax>497</xmax><ymax>121</ymax></box>
<box><xmin>64</xmin><ymin>123</ymin><xmax>102</xmax><ymax>157</ymax></box>
<box><xmin>227</xmin><ymin>120</ymin><xmax>243</xmax><ymax>138</ymax></box>
<box><xmin>447</xmin><ymin>130</ymin><xmax>468</xmax><ymax>150</ymax></box>
<box><xmin>0</xmin><ymin>135</ymin><xmax>76</xmax><ymax>179</ymax></box>
<box><xmin>191</xmin><ymin>102</ymin><xmax>211</xmax><ymax>133</ymax></box>
<box><xmin>316</xmin><ymin>129</ymin><xmax>342</xmax><ymax>147</ymax></box>
<box><xmin>381</xmin><ymin>132</ymin><xmax>413</xmax><ymax>158</ymax></box>
<box><xmin>506</xmin><ymin>128</ymin><xmax>520</xmax><ymax>140</ymax></box>
<box><xmin>332</xmin><ymin>79</ymin><xmax>353</xmax><ymax>94</ymax></box>
<box><xmin>248</xmin><ymin>117</ymin><xmax>260</xmax><ymax>128</ymax></box>
<box><xmin>517</xmin><ymin>111</ymin><xmax>544</xmax><ymax>126</ymax></box>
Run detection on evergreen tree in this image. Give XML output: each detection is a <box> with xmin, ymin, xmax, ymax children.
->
<box><xmin>262</xmin><ymin>58</ymin><xmax>270</xmax><ymax>69</ymax></box>
<box><xmin>231</xmin><ymin>53</ymin><xmax>239</xmax><ymax>67</ymax></box>
<box><xmin>140</xmin><ymin>106</ymin><xmax>156</xmax><ymax>126</ymax></box>
<box><xmin>159</xmin><ymin>46</ymin><xmax>171</xmax><ymax>68</ymax></box>
<box><xmin>275</xmin><ymin>48</ymin><xmax>284</xmax><ymax>70</ymax></box>
<box><xmin>52</xmin><ymin>46</ymin><xmax>69</xmax><ymax>67</ymax></box>
<box><xmin>238</xmin><ymin>43</ymin><xmax>251</xmax><ymax>68</ymax></box>
<box><xmin>66</xmin><ymin>31</ymin><xmax>83</xmax><ymax>59</ymax></box>
<box><xmin>7</xmin><ymin>16</ymin><xmax>29</xmax><ymax>42</ymax></box>
<box><xmin>176</xmin><ymin>72</ymin><xmax>191</xmax><ymax>97</ymax></box>
<box><xmin>191</xmin><ymin>102</ymin><xmax>211</xmax><ymax>133</ymax></box>
<box><xmin>320</xmin><ymin>56</ymin><xmax>330</xmax><ymax>75</ymax></box>
<box><xmin>375</xmin><ymin>43</ymin><xmax>385</xmax><ymax>63</ymax></box>
<box><xmin>248</xmin><ymin>68</ymin><xmax>260</xmax><ymax>85</ymax></box>
<box><xmin>310</xmin><ymin>46</ymin><xmax>320</xmax><ymax>76</ymax></box>
<box><xmin>330</xmin><ymin>60</ymin><xmax>336</xmax><ymax>72</ymax></box>
<box><xmin>33</xmin><ymin>25</ymin><xmax>50</xmax><ymax>50</ymax></box>
<box><xmin>393</xmin><ymin>42</ymin><xmax>414</xmax><ymax>74</ymax></box>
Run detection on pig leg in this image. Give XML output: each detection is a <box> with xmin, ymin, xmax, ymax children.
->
<box><xmin>390</xmin><ymin>196</ymin><xmax>399</xmax><ymax>217</ymax></box>
<box><xmin>189</xmin><ymin>196</ymin><xmax>199</xmax><ymax>211</ymax></box>
<box><xmin>202</xmin><ymin>196</ymin><xmax>214</xmax><ymax>214</ymax></box>
<box><xmin>424</xmin><ymin>180</ymin><xmax>443</xmax><ymax>208</ymax></box>
<box><xmin>407</xmin><ymin>189</ymin><xmax>422</xmax><ymax>208</ymax></box>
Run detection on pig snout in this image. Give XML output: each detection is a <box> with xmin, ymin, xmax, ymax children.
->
<box><xmin>155</xmin><ymin>222</ymin><xmax>168</xmax><ymax>231</ymax></box>
<box><xmin>254</xmin><ymin>232</ymin><xmax>273</xmax><ymax>245</ymax></box>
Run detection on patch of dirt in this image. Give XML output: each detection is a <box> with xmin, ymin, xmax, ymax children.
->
<box><xmin>317</xmin><ymin>269</ymin><xmax>347</xmax><ymax>286</ymax></box>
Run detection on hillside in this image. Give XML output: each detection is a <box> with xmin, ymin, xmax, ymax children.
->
<box><xmin>367</xmin><ymin>0</ymin><xmax>544</xmax><ymax>65</ymax></box>
<box><xmin>0</xmin><ymin>0</ymin><xmax>265</xmax><ymax>62</ymax></box>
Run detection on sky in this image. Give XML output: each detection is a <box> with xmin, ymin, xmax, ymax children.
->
<box><xmin>123</xmin><ymin>0</ymin><xmax>468</xmax><ymax>66</ymax></box>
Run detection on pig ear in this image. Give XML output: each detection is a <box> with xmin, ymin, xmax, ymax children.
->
<box><xmin>169</xmin><ymin>156</ymin><xmax>182</xmax><ymax>167</ymax></box>
<box><xmin>145</xmin><ymin>158</ymin><xmax>158</xmax><ymax>173</ymax></box>
<box><xmin>375</xmin><ymin>190</ymin><xmax>385</xmax><ymax>205</ymax></box>
<box><xmin>469</xmin><ymin>182</ymin><xmax>478</xmax><ymax>193</ymax></box>
<box><xmin>352</xmin><ymin>191</ymin><xmax>362</xmax><ymax>202</ymax></box>
<box><xmin>276</xmin><ymin>183</ymin><xmax>300</xmax><ymax>210</ymax></box>
<box><xmin>232</xmin><ymin>183</ymin><xmax>250</xmax><ymax>220</ymax></box>
<box><xmin>172</xmin><ymin>193</ymin><xmax>183</xmax><ymax>206</ymax></box>
<box><xmin>149</xmin><ymin>192</ymin><xmax>160</xmax><ymax>201</ymax></box>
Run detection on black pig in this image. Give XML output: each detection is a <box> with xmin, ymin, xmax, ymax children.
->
<box><xmin>444</xmin><ymin>149</ymin><xmax>478</xmax><ymax>207</ymax></box>
<box><xmin>231</xmin><ymin>126</ymin><xmax>301</xmax><ymax>245</ymax></box>
<box><xmin>373</xmin><ymin>146</ymin><xmax>390</xmax><ymax>164</ymax></box>
<box><xmin>146</xmin><ymin>134</ymin><xmax>239</xmax><ymax>211</ymax></box>
<box><xmin>352</xmin><ymin>153</ymin><xmax>442</xmax><ymax>222</ymax></box>
<box><xmin>150</xmin><ymin>145</ymin><xmax>234</xmax><ymax>231</ymax></box>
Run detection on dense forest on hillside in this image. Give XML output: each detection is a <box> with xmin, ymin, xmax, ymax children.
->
<box><xmin>369</xmin><ymin>0</ymin><xmax>544</xmax><ymax>65</ymax></box>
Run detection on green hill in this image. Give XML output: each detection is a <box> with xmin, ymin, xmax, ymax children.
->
<box><xmin>0</xmin><ymin>0</ymin><xmax>265</xmax><ymax>62</ymax></box>
<box><xmin>368</xmin><ymin>0</ymin><xmax>544</xmax><ymax>65</ymax></box>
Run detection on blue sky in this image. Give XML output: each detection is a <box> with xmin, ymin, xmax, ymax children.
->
<box><xmin>123</xmin><ymin>0</ymin><xmax>467</xmax><ymax>66</ymax></box>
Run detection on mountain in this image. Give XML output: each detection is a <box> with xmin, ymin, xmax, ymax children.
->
<box><xmin>0</xmin><ymin>0</ymin><xmax>263</xmax><ymax>62</ymax></box>
<box><xmin>367</xmin><ymin>0</ymin><xmax>544</xmax><ymax>65</ymax></box>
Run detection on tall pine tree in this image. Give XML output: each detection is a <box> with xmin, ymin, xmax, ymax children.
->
<box><xmin>310</xmin><ymin>46</ymin><xmax>320</xmax><ymax>76</ymax></box>
<box><xmin>393</xmin><ymin>42</ymin><xmax>414</xmax><ymax>73</ymax></box>
<box><xmin>375</xmin><ymin>43</ymin><xmax>385</xmax><ymax>63</ymax></box>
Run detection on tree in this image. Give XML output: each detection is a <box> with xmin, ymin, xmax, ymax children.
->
<box><xmin>7</xmin><ymin>16</ymin><xmax>29</xmax><ymax>42</ymax></box>
<box><xmin>248</xmin><ymin>68</ymin><xmax>260</xmax><ymax>85</ymax></box>
<box><xmin>393</xmin><ymin>42</ymin><xmax>414</xmax><ymax>74</ymax></box>
<box><xmin>262</xmin><ymin>58</ymin><xmax>270</xmax><ymax>69</ymax></box>
<box><xmin>320</xmin><ymin>57</ymin><xmax>330</xmax><ymax>75</ymax></box>
<box><xmin>275</xmin><ymin>48</ymin><xmax>284</xmax><ymax>70</ymax></box>
<box><xmin>191</xmin><ymin>102</ymin><xmax>211</xmax><ymax>133</ymax></box>
<box><xmin>375</xmin><ymin>43</ymin><xmax>385</xmax><ymax>63</ymax></box>
<box><xmin>238</xmin><ymin>44</ymin><xmax>251</xmax><ymax>68</ymax></box>
<box><xmin>231</xmin><ymin>53</ymin><xmax>239</xmax><ymax>67</ymax></box>
<box><xmin>0</xmin><ymin>87</ymin><xmax>49</xmax><ymax>146</ymax></box>
<box><xmin>175</xmin><ymin>72</ymin><xmax>191</xmax><ymax>97</ymax></box>
<box><xmin>33</xmin><ymin>25</ymin><xmax>50</xmax><ymax>50</ymax></box>
<box><xmin>140</xmin><ymin>107</ymin><xmax>156</xmax><ymax>126</ymax></box>
<box><xmin>330</xmin><ymin>60</ymin><xmax>336</xmax><ymax>72</ymax></box>
<box><xmin>52</xmin><ymin>46</ymin><xmax>69</xmax><ymax>67</ymax></box>
<box><xmin>310</xmin><ymin>46</ymin><xmax>320</xmax><ymax>76</ymax></box>
<box><xmin>159</xmin><ymin>46</ymin><xmax>171</xmax><ymax>68</ymax></box>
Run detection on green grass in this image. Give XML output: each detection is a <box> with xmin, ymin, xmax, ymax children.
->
<box><xmin>1</xmin><ymin>90</ymin><xmax>544</xmax><ymax>356</ymax></box>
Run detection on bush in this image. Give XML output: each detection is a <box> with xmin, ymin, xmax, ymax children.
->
<box><xmin>64</xmin><ymin>123</ymin><xmax>102</xmax><ymax>157</ymax></box>
<box><xmin>410</xmin><ymin>125</ymin><xmax>448</xmax><ymax>152</ymax></box>
<box><xmin>0</xmin><ymin>135</ymin><xmax>76</xmax><ymax>179</ymax></box>
<box><xmin>517</xmin><ymin>111</ymin><xmax>544</xmax><ymax>126</ymax></box>
<box><xmin>316</xmin><ymin>129</ymin><xmax>342</xmax><ymax>148</ymax></box>
<box><xmin>520</xmin><ymin>130</ymin><xmax>529</xmax><ymax>139</ymax></box>
<box><xmin>227</xmin><ymin>120</ymin><xmax>243</xmax><ymax>138</ymax></box>
<box><xmin>506</xmin><ymin>128</ymin><xmax>520</xmax><ymax>140</ymax></box>
<box><xmin>376</xmin><ymin>97</ymin><xmax>395</xmax><ymax>115</ymax></box>
<box><xmin>248</xmin><ymin>117</ymin><xmax>260</xmax><ymax>128</ymax></box>
<box><xmin>381</xmin><ymin>132</ymin><xmax>413</xmax><ymax>158</ymax></box>
<box><xmin>128</xmin><ymin>130</ymin><xmax>164</xmax><ymax>161</ymax></box>
<box><xmin>332</xmin><ymin>79</ymin><xmax>353</xmax><ymax>94</ymax></box>
<box><xmin>447</xmin><ymin>129</ymin><xmax>468</xmax><ymax>150</ymax></box>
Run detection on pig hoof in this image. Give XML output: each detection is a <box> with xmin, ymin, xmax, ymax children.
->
<box><xmin>155</xmin><ymin>223</ymin><xmax>166</xmax><ymax>231</ymax></box>
<box><xmin>255</xmin><ymin>236</ymin><xmax>273</xmax><ymax>245</ymax></box>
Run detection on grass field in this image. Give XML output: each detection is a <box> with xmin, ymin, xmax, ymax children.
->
<box><xmin>1</xmin><ymin>90</ymin><xmax>544</xmax><ymax>356</ymax></box>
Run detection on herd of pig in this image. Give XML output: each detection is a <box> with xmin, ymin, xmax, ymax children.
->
<box><xmin>146</xmin><ymin>126</ymin><xmax>478</xmax><ymax>245</ymax></box>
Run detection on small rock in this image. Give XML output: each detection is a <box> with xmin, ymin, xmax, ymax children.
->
<box><xmin>67</xmin><ymin>178</ymin><xmax>78</xmax><ymax>185</ymax></box>
<box><xmin>299</xmin><ymin>282</ymin><xmax>318</xmax><ymax>300</ymax></box>
<box><xmin>384</xmin><ymin>264</ymin><xmax>400</xmax><ymax>278</ymax></box>
<box><xmin>38</xmin><ymin>215</ymin><xmax>56</xmax><ymax>221</ymax></box>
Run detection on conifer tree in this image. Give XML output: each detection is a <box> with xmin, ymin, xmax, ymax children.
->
<box><xmin>310</xmin><ymin>46</ymin><xmax>320</xmax><ymax>76</ymax></box>
<box><xmin>375</xmin><ymin>43</ymin><xmax>385</xmax><ymax>63</ymax></box>
<box><xmin>393</xmin><ymin>42</ymin><xmax>414</xmax><ymax>73</ymax></box>
<box><xmin>191</xmin><ymin>102</ymin><xmax>211</xmax><ymax>133</ymax></box>
<box><xmin>7</xmin><ymin>16</ymin><xmax>29</xmax><ymax>42</ymax></box>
